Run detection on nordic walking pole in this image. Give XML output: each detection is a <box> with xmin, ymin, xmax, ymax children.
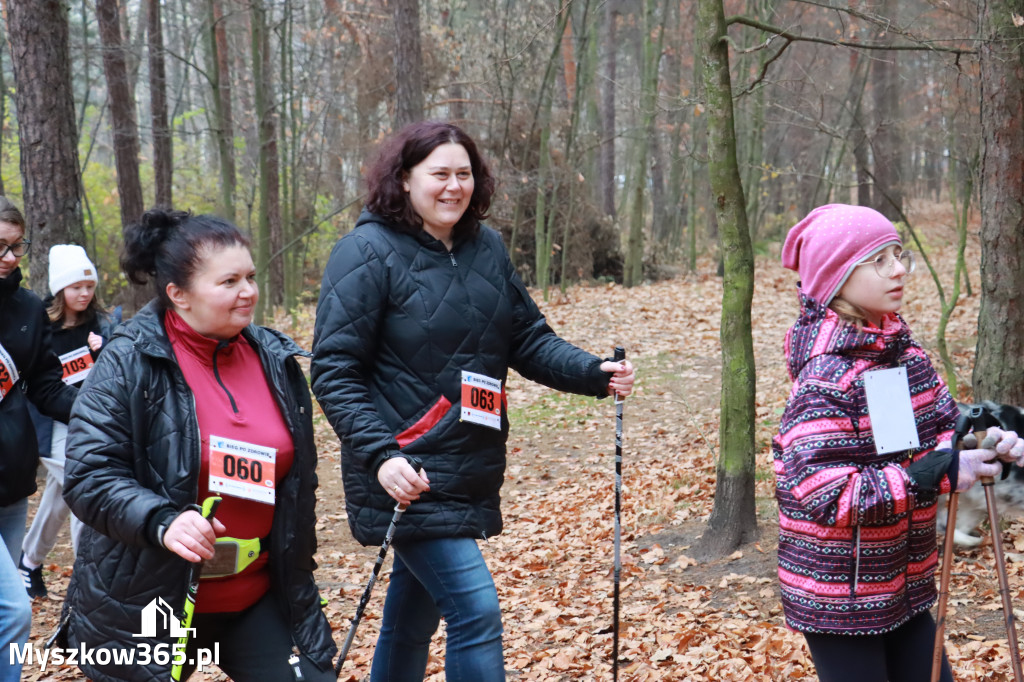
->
<box><xmin>932</xmin><ymin>411</ymin><xmax>970</xmax><ymax>682</ymax></box>
<box><xmin>933</xmin><ymin>405</ymin><xmax>1023</xmax><ymax>682</ymax></box>
<box><xmin>980</xmin><ymin>459</ymin><xmax>1024</xmax><ymax>682</ymax></box>
<box><xmin>612</xmin><ymin>346</ymin><xmax>625</xmax><ymax>682</ymax></box>
<box><xmin>171</xmin><ymin>495</ymin><xmax>222</xmax><ymax>682</ymax></box>
<box><xmin>335</xmin><ymin>463</ymin><xmax>421</xmax><ymax>677</ymax></box>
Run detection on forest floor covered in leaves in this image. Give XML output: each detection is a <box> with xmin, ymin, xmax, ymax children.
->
<box><xmin>24</xmin><ymin>202</ymin><xmax>1024</xmax><ymax>680</ymax></box>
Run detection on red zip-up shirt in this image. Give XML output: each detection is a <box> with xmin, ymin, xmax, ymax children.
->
<box><xmin>165</xmin><ymin>309</ymin><xmax>294</xmax><ymax>613</ymax></box>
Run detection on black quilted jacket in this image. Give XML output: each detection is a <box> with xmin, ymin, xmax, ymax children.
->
<box><xmin>311</xmin><ymin>211</ymin><xmax>610</xmax><ymax>546</ymax></box>
<box><xmin>0</xmin><ymin>268</ymin><xmax>76</xmax><ymax>506</ymax></box>
<box><xmin>62</xmin><ymin>302</ymin><xmax>336</xmax><ymax>682</ymax></box>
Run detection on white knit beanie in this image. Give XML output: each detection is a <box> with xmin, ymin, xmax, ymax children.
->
<box><xmin>49</xmin><ymin>244</ymin><xmax>98</xmax><ymax>295</ymax></box>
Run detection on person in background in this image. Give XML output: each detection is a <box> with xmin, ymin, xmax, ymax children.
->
<box><xmin>0</xmin><ymin>197</ymin><xmax>77</xmax><ymax>681</ymax></box>
<box><xmin>60</xmin><ymin>208</ymin><xmax>336</xmax><ymax>681</ymax></box>
<box><xmin>773</xmin><ymin>203</ymin><xmax>1024</xmax><ymax>682</ymax></box>
<box><xmin>18</xmin><ymin>244</ymin><xmax>111</xmax><ymax>598</ymax></box>
<box><xmin>311</xmin><ymin>120</ymin><xmax>635</xmax><ymax>681</ymax></box>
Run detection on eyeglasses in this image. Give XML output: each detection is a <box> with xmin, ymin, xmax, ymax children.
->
<box><xmin>853</xmin><ymin>249</ymin><xmax>915</xmax><ymax>278</ymax></box>
<box><xmin>0</xmin><ymin>240</ymin><xmax>30</xmax><ymax>259</ymax></box>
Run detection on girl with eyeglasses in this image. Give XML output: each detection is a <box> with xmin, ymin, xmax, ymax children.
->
<box><xmin>0</xmin><ymin>196</ymin><xmax>77</xmax><ymax>682</ymax></box>
<box><xmin>772</xmin><ymin>204</ymin><xmax>1024</xmax><ymax>682</ymax></box>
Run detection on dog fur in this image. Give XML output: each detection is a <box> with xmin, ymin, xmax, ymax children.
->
<box><xmin>936</xmin><ymin>401</ymin><xmax>1024</xmax><ymax>549</ymax></box>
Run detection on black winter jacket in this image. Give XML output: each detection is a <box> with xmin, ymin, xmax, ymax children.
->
<box><xmin>62</xmin><ymin>302</ymin><xmax>336</xmax><ymax>682</ymax></box>
<box><xmin>311</xmin><ymin>211</ymin><xmax>610</xmax><ymax>546</ymax></box>
<box><xmin>0</xmin><ymin>268</ymin><xmax>76</xmax><ymax>506</ymax></box>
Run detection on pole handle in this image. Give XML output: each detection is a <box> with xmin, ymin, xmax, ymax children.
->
<box><xmin>614</xmin><ymin>347</ymin><xmax>625</xmax><ymax>362</ymax></box>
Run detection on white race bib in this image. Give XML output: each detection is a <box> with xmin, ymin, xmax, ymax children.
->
<box><xmin>0</xmin><ymin>341</ymin><xmax>18</xmax><ymax>402</ymax></box>
<box><xmin>208</xmin><ymin>435</ymin><xmax>277</xmax><ymax>505</ymax></box>
<box><xmin>864</xmin><ymin>367</ymin><xmax>920</xmax><ymax>454</ymax></box>
<box><xmin>460</xmin><ymin>370</ymin><xmax>502</xmax><ymax>431</ymax></box>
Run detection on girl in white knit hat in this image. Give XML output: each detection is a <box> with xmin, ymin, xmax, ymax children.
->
<box><xmin>18</xmin><ymin>244</ymin><xmax>112</xmax><ymax>599</ymax></box>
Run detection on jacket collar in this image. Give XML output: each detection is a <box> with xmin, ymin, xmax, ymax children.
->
<box><xmin>785</xmin><ymin>286</ymin><xmax>912</xmax><ymax>380</ymax></box>
<box><xmin>0</xmin><ymin>267</ymin><xmax>23</xmax><ymax>299</ymax></box>
<box><xmin>118</xmin><ymin>299</ymin><xmax>307</xmax><ymax>364</ymax></box>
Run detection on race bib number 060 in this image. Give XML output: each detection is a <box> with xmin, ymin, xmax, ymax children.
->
<box><xmin>208</xmin><ymin>436</ymin><xmax>277</xmax><ymax>505</ymax></box>
<box><xmin>461</xmin><ymin>370</ymin><xmax>502</xmax><ymax>431</ymax></box>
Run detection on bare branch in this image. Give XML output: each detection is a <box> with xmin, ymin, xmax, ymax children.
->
<box><xmin>724</xmin><ymin>14</ymin><xmax>975</xmax><ymax>55</ymax></box>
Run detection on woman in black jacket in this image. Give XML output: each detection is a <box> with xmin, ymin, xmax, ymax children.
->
<box><xmin>62</xmin><ymin>209</ymin><xmax>336</xmax><ymax>682</ymax></box>
<box><xmin>0</xmin><ymin>197</ymin><xmax>77</xmax><ymax>682</ymax></box>
<box><xmin>312</xmin><ymin>121</ymin><xmax>635</xmax><ymax>681</ymax></box>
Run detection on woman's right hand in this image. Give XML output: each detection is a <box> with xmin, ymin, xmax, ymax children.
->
<box><xmin>162</xmin><ymin>510</ymin><xmax>227</xmax><ymax>562</ymax></box>
<box><xmin>378</xmin><ymin>457</ymin><xmax>430</xmax><ymax>506</ymax></box>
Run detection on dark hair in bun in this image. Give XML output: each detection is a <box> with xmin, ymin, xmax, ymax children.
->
<box><xmin>121</xmin><ymin>208</ymin><xmax>251</xmax><ymax>309</ymax></box>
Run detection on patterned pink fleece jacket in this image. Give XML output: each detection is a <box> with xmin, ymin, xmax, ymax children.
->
<box><xmin>773</xmin><ymin>290</ymin><xmax>959</xmax><ymax>634</ymax></box>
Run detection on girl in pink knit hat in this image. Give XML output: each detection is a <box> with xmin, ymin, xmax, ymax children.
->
<box><xmin>773</xmin><ymin>204</ymin><xmax>1024</xmax><ymax>681</ymax></box>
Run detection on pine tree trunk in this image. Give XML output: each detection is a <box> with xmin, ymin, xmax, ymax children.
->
<box><xmin>148</xmin><ymin>0</ymin><xmax>172</xmax><ymax>207</ymax></box>
<box><xmin>973</xmin><ymin>0</ymin><xmax>1024</xmax><ymax>406</ymax></box>
<box><xmin>208</xmin><ymin>0</ymin><xmax>236</xmax><ymax>221</ymax></box>
<box><xmin>870</xmin><ymin>0</ymin><xmax>903</xmax><ymax>220</ymax></box>
<box><xmin>694</xmin><ymin>0</ymin><xmax>757</xmax><ymax>558</ymax></box>
<box><xmin>95</xmin><ymin>0</ymin><xmax>145</xmax><ymax>227</ymax></box>
<box><xmin>6</xmin><ymin>0</ymin><xmax>85</xmax><ymax>295</ymax></box>
<box><xmin>599</xmin><ymin>0</ymin><xmax>617</xmax><ymax>218</ymax></box>
<box><xmin>392</xmin><ymin>0</ymin><xmax>424</xmax><ymax>129</ymax></box>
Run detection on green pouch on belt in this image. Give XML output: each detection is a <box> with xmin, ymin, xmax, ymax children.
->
<box><xmin>201</xmin><ymin>537</ymin><xmax>263</xmax><ymax>579</ymax></box>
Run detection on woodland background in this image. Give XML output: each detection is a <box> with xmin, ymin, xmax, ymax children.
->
<box><xmin>5</xmin><ymin>0</ymin><xmax>1024</xmax><ymax>678</ymax></box>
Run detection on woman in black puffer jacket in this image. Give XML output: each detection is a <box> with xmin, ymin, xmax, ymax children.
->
<box><xmin>311</xmin><ymin>121</ymin><xmax>635</xmax><ymax>681</ymax></box>
<box><xmin>61</xmin><ymin>209</ymin><xmax>336</xmax><ymax>682</ymax></box>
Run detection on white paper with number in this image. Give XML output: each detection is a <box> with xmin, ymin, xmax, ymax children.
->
<box><xmin>864</xmin><ymin>367</ymin><xmax>920</xmax><ymax>454</ymax></box>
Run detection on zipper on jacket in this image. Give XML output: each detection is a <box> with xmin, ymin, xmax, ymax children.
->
<box><xmin>288</xmin><ymin>646</ymin><xmax>305</xmax><ymax>680</ymax></box>
<box><xmin>448</xmin><ymin>250</ymin><xmax>458</xmax><ymax>267</ymax></box>
<box><xmin>212</xmin><ymin>341</ymin><xmax>240</xmax><ymax>413</ymax></box>
<box><xmin>850</xmin><ymin>526</ymin><xmax>861</xmax><ymax>598</ymax></box>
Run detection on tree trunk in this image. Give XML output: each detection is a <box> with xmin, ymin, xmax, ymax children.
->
<box><xmin>95</xmin><ymin>0</ymin><xmax>145</xmax><ymax>227</ymax></box>
<box><xmin>148</xmin><ymin>0</ymin><xmax>172</xmax><ymax>207</ymax></box>
<box><xmin>392</xmin><ymin>0</ymin><xmax>424</xmax><ymax>129</ymax></box>
<box><xmin>599</xmin><ymin>0</ymin><xmax>617</xmax><ymax>218</ymax></box>
<box><xmin>208</xmin><ymin>0</ymin><xmax>236</xmax><ymax>221</ymax></box>
<box><xmin>624</xmin><ymin>0</ymin><xmax>666</xmax><ymax>287</ymax></box>
<box><xmin>6</xmin><ymin>0</ymin><xmax>85</xmax><ymax>295</ymax></box>
<box><xmin>694</xmin><ymin>0</ymin><xmax>757</xmax><ymax>558</ymax></box>
<box><xmin>870</xmin><ymin>0</ymin><xmax>903</xmax><ymax>220</ymax></box>
<box><xmin>973</xmin><ymin>0</ymin><xmax>1024</xmax><ymax>406</ymax></box>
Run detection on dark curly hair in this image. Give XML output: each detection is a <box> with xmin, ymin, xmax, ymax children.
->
<box><xmin>365</xmin><ymin>121</ymin><xmax>495</xmax><ymax>239</ymax></box>
<box><xmin>120</xmin><ymin>208</ymin><xmax>251</xmax><ymax>309</ymax></box>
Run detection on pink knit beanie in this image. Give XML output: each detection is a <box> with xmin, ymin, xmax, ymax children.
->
<box><xmin>782</xmin><ymin>204</ymin><xmax>901</xmax><ymax>305</ymax></box>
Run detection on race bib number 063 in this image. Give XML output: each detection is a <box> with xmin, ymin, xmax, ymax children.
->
<box><xmin>461</xmin><ymin>370</ymin><xmax>502</xmax><ymax>431</ymax></box>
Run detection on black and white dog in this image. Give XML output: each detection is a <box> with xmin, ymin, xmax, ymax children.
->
<box><xmin>936</xmin><ymin>401</ymin><xmax>1024</xmax><ymax>548</ymax></box>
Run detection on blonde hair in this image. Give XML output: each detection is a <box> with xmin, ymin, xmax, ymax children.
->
<box><xmin>829</xmin><ymin>297</ymin><xmax>872</xmax><ymax>330</ymax></box>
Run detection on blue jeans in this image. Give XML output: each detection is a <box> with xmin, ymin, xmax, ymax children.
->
<box><xmin>0</xmin><ymin>499</ymin><xmax>32</xmax><ymax>682</ymax></box>
<box><xmin>370</xmin><ymin>537</ymin><xmax>504</xmax><ymax>682</ymax></box>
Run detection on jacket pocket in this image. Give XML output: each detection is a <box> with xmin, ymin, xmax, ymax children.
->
<box><xmin>396</xmin><ymin>395</ymin><xmax>452</xmax><ymax>449</ymax></box>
